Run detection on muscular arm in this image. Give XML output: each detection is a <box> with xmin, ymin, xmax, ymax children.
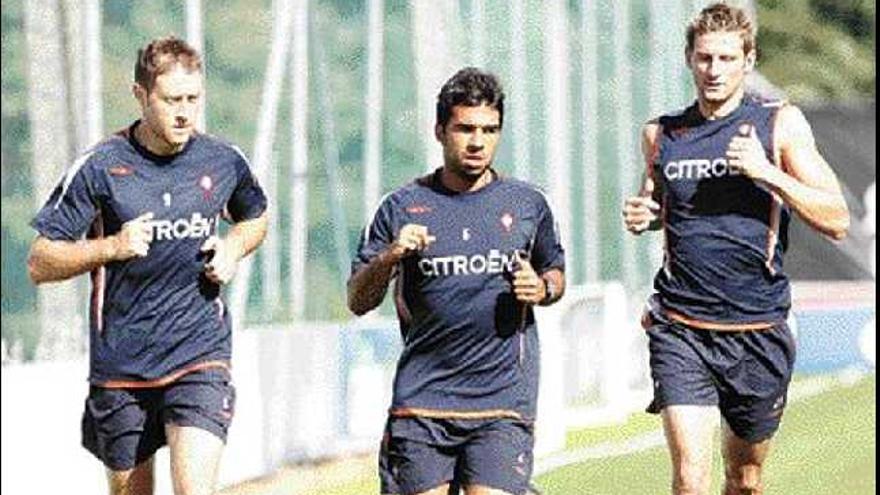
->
<box><xmin>202</xmin><ymin>212</ymin><xmax>269</xmax><ymax>285</ymax></box>
<box><xmin>28</xmin><ymin>211</ymin><xmax>154</xmax><ymax>285</ymax></box>
<box><xmin>346</xmin><ymin>248</ymin><xmax>400</xmax><ymax>316</ymax></box>
<box><xmin>538</xmin><ymin>268</ymin><xmax>565</xmax><ymax>306</ymax></box>
<box><xmin>770</xmin><ymin>106</ymin><xmax>850</xmax><ymax>239</ymax></box>
<box><xmin>347</xmin><ymin>224</ymin><xmax>434</xmax><ymax>316</ymax></box>
<box><xmin>727</xmin><ymin>105</ymin><xmax>849</xmax><ymax>240</ymax></box>
<box><xmin>623</xmin><ymin>121</ymin><xmax>664</xmax><ymax>234</ymax></box>
<box><xmin>28</xmin><ymin>236</ymin><xmax>120</xmax><ymax>285</ymax></box>
<box><xmin>223</xmin><ymin>213</ymin><xmax>269</xmax><ymax>259</ymax></box>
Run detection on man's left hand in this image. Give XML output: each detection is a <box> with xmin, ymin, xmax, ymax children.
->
<box><xmin>726</xmin><ymin>124</ymin><xmax>775</xmax><ymax>183</ymax></box>
<box><xmin>512</xmin><ymin>253</ymin><xmax>546</xmax><ymax>305</ymax></box>
<box><xmin>201</xmin><ymin>235</ymin><xmax>243</xmax><ymax>285</ymax></box>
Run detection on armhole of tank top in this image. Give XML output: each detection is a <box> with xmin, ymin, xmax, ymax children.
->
<box><xmin>646</xmin><ymin>123</ymin><xmax>663</xmax><ymax>181</ymax></box>
<box><xmin>766</xmin><ymin>103</ymin><xmax>788</xmax><ymax>275</ymax></box>
<box><xmin>770</xmin><ymin>103</ymin><xmax>788</xmax><ymax>173</ymax></box>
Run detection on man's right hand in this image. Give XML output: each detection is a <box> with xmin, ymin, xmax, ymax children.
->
<box><xmin>623</xmin><ymin>179</ymin><xmax>661</xmax><ymax>234</ymax></box>
<box><xmin>112</xmin><ymin>212</ymin><xmax>155</xmax><ymax>260</ymax></box>
<box><xmin>387</xmin><ymin>224</ymin><xmax>436</xmax><ymax>261</ymax></box>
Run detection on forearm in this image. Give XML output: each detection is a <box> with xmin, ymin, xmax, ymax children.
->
<box><xmin>761</xmin><ymin>167</ymin><xmax>850</xmax><ymax>240</ymax></box>
<box><xmin>28</xmin><ymin>236</ymin><xmax>118</xmax><ymax>284</ymax></box>
<box><xmin>226</xmin><ymin>213</ymin><xmax>268</xmax><ymax>260</ymax></box>
<box><xmin>347</xmin><ymin>249</ymin><xmax>398</xmax><ymax>316</ymax></box>
<box><xmin>539</xmin><ymin>269</ymin><xmax>566</xmax><ymax>306</ymax></box>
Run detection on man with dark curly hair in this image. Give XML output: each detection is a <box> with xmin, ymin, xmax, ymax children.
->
<box><xmin>349</xmin><ymin>67</ymin><xmax>566</xmax><ymax>495</ymax></box>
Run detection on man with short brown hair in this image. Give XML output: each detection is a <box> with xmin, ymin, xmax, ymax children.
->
<box><xmin>28</xmin><ymin>36</ymin><xmax>268</xmax><ymax>495</ymax></box>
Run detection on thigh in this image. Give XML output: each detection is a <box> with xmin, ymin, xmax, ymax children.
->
<box><xmin>383</xmin><ymin>434</ymin><xmax>458</xmax><ymax>495</ymax></box>
<box><xmin>460</xmin><ymin>419</ymin><xmax>533</xmax><ymax>495</ymax></box>
<box><xmin>165</xmin><ymin>424</ymin><xmax>224</xmax><ymax>495</ymax></box>
<box><xmin>718</xmin><ymin>324</ymin><xmax>796</xmax><ymax>443</ymax></box>
<box><xmin>646</xmin><ymin>322</ymin><xmax>719</xmax><ymax>413</ymax></box>
<box><xmin>162</xmin><ymin>368</ymin><xmax>236</xmax><ymax>442</ymax></box>
<box><xmin>661</xmin><ymin>405</ymin><xmax>718</xmax><ymax>480</ymax></box>
<box><xmin>82</xmin><ymin>386</ymin><xmax>165</xmax><ymax>471</ymax></box>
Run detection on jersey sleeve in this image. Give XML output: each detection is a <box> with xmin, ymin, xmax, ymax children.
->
<box><xmin>30</xmin><ymin>153</ymin><xmax>101</xmax><ymax>241</ymax></box>
<box><xmin>351</xmin><ymin>195</ymin><xmax>398</xmax><ymax>275</ymax></box>
<box><xmin>530</xmin><ymin>195</ymin><xmax>565</xmax><ymax>274</ymax></box>
<box><xmin>226</xmin><ymin>148</ymin><xmax>268</xmax><ymax>222</ymax></box>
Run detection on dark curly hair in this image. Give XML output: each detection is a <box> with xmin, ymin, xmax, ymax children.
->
<box><xmin>436</xmin><ymin>67</ymin><xmax>505</xmax><ymax>129</ymax></box>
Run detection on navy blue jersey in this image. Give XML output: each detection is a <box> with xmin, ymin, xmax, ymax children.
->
<box><xmin>651</xmin><ymin>96</ymin><xmax>791</xmax><ymax>327</ymax></box>
<box><xmin>31</xmin><ymin>122</ymin><xmax>267</xmax><ymax>385</ymax></box>
<box><xmin>352</xmin><ymin>170</ymin><xmax>565</xmax><ymax>419</ymax></box>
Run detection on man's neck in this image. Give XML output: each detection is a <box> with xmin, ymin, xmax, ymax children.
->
<box><xmin>440</xmin><ymin>166</ymin><xmax>495</xmax><ymax>193</ymax></box>
<box><xmin>697</xmin><ymin>87</ymin><xmax>745</xmax><ymax>120</ymax></box>
<box><xmin>133</xmin><ymin>121</ymin><xmax>184</xmax><ymax>156</ymax></box>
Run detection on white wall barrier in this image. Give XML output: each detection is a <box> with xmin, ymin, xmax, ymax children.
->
<box><xmin>2</xmin><ymin>283</ymin><xmax>648</xmax><ymax>493</ymax></box>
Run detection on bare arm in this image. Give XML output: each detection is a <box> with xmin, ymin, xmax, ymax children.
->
<box><xmin>28</xmin><ymin>212</ymin><xmax>154</xmax><ymax>285</ymax></box>
<box><xmin>346</xmin><ymin>248</ymin><xmax>401</xmax><ymax>316</ymax></box>
<box><xmin>726</xmin><ymin>105</ymin><xmax>850</xmax><ymax>240</ymax></box>
<box><xmin>538</xmin><ymin>268</ymin><xmax>566</xmax><ymax>306</ymax></box>
<box><xmin>623</xmin><ymin>121</ymin><xmax>663</xmax><ymax>234</ymax></box>
<box><xmin>347</xmin><ymin>224</ymin><xmax>435</xmax><ymax>316</ymax></box>
<box><xmin>202</xmin><ymin>211</ymin><xmax>269</xmax><ymax>285</ymax></box>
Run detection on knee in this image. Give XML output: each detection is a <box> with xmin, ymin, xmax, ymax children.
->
<box><xmin>724</xmin><ymin>463</ymin><xmax>763</xmax><ymax>494</ymax></box>
<box><xmin>673</xmin><ymin>465</ymin><xmax>711</xmax><ymax>495</ymax></box>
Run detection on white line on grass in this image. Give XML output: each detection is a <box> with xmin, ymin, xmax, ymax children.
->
<box><xmin>534</xmin><ymin>368</ymin><xmax>871</xmax><ymax>476</ymax></box>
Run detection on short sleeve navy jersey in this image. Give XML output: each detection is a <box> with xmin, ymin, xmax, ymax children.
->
<box><xmin>31</xmin><ymin>122</ymin><xmax>267</xmax><ymax>385</ymax></box>
<box><xmin>651</xmin><ymin>96</ymin><xmax>791</xmax><ymax>326</ymax></box>
<box><xmin>353</xmin><ymin>170</ymin><xmax>565</xmax><ymax>419</ymax></box>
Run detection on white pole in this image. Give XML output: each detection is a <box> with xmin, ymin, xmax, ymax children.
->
<box><xmin>543</xmin><ymin>0</ymin><xmax>572</xmax><ymax>260</ymax></box>
<box><xmin>83</xmin><ymin>0</ymin><xmax>102</xmax><ymax>146</ymax></box>
<box><xmin>230</xmin><ymin>0</ymin><xmax>294</xmax><ymax>330</ymax></box>
<box><xmin>581</xmin><ymin>0</ymin><xmax>599</xmax><ymax>283</ymax></box>
<box><xmin>412</xmin><ymin>1</ymin><xmax>458</xmax><ymax>172</ymax></box>
<box><xmin>363</xmin><ymin>0</ymin><xmax>384</xmax><ymax>223</ymax></box>
<box><xmin>25</xmin><ymin>0</ymin><xmax>81</xmax><ymax>360</ymax></box>
<box><xmin>647</xmin><ymin>0</ymin><xmax>672</xmax><ymax>280</ymax></box>
<box><xmin>470</xmin><ymin>0</ymin><xmax>486</xmax><ymax>66</ymax></box>
<box><xmin>289</xmin><ymin>0</ymin><xmax>310</xmax><ymax>318</ymax></box>
<box><xmin>185</xmin><ymin>0</ymin><xmax>206</xmax><ymax>131</ymax></box>
<box><xmin>613</xmin><ymin>1</ymin><xmax>637</xmax><ymax>290</ymax></box>
<box><xmin>510</xmin><ymin>0</ymin><xmax>530</xmax><ymax>181</ymax></box>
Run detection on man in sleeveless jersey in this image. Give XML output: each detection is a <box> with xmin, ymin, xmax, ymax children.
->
<box><xmin>28</xmin><ymin>37</ymin><xmax>268</xmax><ymax>495</ymax></box>
<box><xmin>348</xmin><ymin>68</ymin><xmax>565</xmax><ymax>495</ymax></box>
<box><xmin>623</xmin><ymin>4</ymin><xmax>849</xmax><ymax>494</ymax></box>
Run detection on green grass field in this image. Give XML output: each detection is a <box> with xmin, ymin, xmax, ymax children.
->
<box><xmin>224</xmin><ymin>373</ymin><xmax>874</xmax><ymax>495</ymax></box>
<box><xmin>536</xmin><ymin>374</ymin><xmax>875</xmax><ymax>495</ymax></box>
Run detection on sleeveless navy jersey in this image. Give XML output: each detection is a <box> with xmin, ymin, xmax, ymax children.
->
<box><xmin>352</xmin><ymin>170</ymin><xmax>565</xmax><ymax>419</ymax></box>
<box><xmin>651</xmin><ymin>96</ymin><xmax>791</xmax><ymax>326</ymax></box>
<box><xmin>31</xmin><ymin>121</ymin><xmax>267</xmax><ymax>385</ymax></box>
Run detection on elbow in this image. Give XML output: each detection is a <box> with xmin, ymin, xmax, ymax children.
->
<box><xmin>347</xmin><ymin>299</ymin><xmax>372</xmax><ymax>317</ymax></box>
<box><xmin>828</xmin><ymin>215</ymin><xmax>850</xmax><ymax>241</ymax></box>
<box><xmin>346</xmin><ymin>283</ymin><xmax>371</xmax><ymax>317</ymax></box>
<box><xmin>27</xmin><ymin>254</ymin><xmax>48</xmax><ymax>285</ymax></box>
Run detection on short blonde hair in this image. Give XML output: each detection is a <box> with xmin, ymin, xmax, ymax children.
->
<box><xmin>686</xmin><ymin>2</ymin><xmax>756</xmax><ymax>55</ymax></box>
<box><xmin>135</xmin><ymin>36</ymin><xmax>202</xmax><ymax>92</ymax></box>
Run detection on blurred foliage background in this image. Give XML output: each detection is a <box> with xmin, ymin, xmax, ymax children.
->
<box><xmin>1</xmin><ymin>0</ymin><xmax>875</xmax><ymax>361</ymax></box>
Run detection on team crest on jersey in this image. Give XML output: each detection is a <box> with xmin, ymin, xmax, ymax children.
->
<box><xmin>199</xmin><ymin>175</ymin><xmax>214</xmax><ymax>200</ymax></box>
<box><xmin>500</xmin><ymin>212</ymin><xmax>514</xmax><ymax>232</ymax></box>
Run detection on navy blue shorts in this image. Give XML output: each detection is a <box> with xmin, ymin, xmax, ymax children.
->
<box><xmin>645</xmin><ymin>312</ymin><xmax>796</xmax><ymax>443</ymax></box>
<box><xmin>379</xmin><ymin>416</ymin><xmax>534</xmax><ymax>495</ymax></box>
<box><xmin>81</xmin><ymin>367</ymin><xmax>235</xmax><ymax>470</ymax></box>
